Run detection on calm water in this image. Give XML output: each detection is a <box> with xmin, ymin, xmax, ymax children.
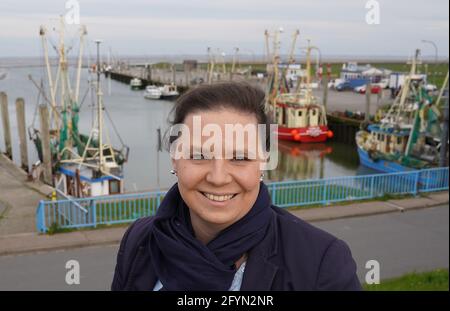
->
<box><xmin>0</xmin><ymin>60</ymin><xmax>362</xmax><ymax>191</ymax></box>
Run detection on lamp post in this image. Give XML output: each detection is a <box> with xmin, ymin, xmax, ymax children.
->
<box><xmin>421</xmin><ymin>40</ymin><xmax>439</xmax><ymax>85</ymax></box>
<box><xmin>421</xmin><ymin>39</ymin><xmax>438</xmax><ymax>63</ymax></box>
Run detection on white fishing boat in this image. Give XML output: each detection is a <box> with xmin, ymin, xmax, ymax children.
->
<box><xmin>144</xmin><ymin>85</ymin><xmax>162</xmax><ymax>99</ymax></box>
<box><xmin>159</xmin><ymin>84</ymin><xmax>179</xmax><ymax>100</ymax></box>
<box><xmin>130</xmin><ymin>77</ymin><xmax>142</xmax><ymax>90</ymax></box>
<box><xmin>29</xmin><ymin>18</ymin><xmax>129</xmax><ymax>198</ymax></box>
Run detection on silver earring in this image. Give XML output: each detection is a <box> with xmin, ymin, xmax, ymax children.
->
<box><xmin>170</xmin><ymin>169</ymin><xmax>177</xmax><ymax>175</ymax></box>
<box><xmin>260</xmin><ymin>173</ymin><xmax>265</xmax><ymax>181</ymax></box>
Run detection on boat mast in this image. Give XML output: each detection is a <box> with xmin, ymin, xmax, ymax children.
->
<box><xmin>305</xmin><ymin>39</ymin><xmax>312</xmax><ymax>105</ymax></box>
<box><xmin>264</xmin><ymin>30</ymin><xmax>271</xmax><ymax>63</ymax></box>
<box><xmin>95</xmin><ymin>40</ymin><xmax>104</xmax><ymax>171</ymax></box>
<box><xmin>75</xmin><ymin>25</ymin><xmax>87</xmax><ymax>103</ymax></box>
<box><xmin>404</xmin><ymin>49</ymin><xmax>422</xmax><ymax>157</ymax></box>
<box><xmin>39</xmin><ymin>24</ymin><xmax>59</xmax><ymax>133</ymax></box>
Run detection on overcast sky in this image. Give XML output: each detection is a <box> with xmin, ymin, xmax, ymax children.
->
<box><xmin>0</xmin><ymin>0</ymin><xmax>448</xmax><ymax>58</ymax></box>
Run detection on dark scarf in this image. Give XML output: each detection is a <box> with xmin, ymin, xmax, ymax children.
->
<box><xmin>148</xmin><ymin>182</ymin><xmax>273</xmax><ymax>291</ymax></box>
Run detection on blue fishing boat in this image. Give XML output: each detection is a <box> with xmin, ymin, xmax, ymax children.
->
<box><xmin>356</xmin><ymin>49</ymin><xmax>447</xmax><ymax>189</ymax></box>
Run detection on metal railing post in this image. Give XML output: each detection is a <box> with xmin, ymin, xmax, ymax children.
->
<box><xmin>413</xmin><ymin>170</ymin><xmax>420</xmax><ymax>195</ymax></box>
<box><xmin>271</xmin><ymin>183</ymin><xmax>277</xmax><ymax>205</ymax></box>
<box><xmin>92</xmin><ymin>200</ymin><xmax>97</xmax><ymax>228</ymax></box>
<box><xmin>370</xmin><ymin>175</ymin><xmax>375</xmax><ymax>198</ymax></box>
<box><xmin>322</xmin><ymin>180</ymin><xmax>327</xmax><ymax>205</ymax></box>
<box><xmin>36</xmin><ymin>200</ymin><xmax>46</xmax><ymax>233</ymax></box>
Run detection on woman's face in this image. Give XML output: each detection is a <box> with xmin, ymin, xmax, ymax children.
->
<box><xmin>172</xmin><ymin>108</ymin><xmax>264</xmax><ymax>229</ymax></box>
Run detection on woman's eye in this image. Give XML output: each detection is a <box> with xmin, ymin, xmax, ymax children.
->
<box><xmin>232</xmin><ymin>156</ymin><xmax>249</xmax><ymax>162</ymax></box>
<box><xmin>191</xmin><ymin>153</ymin><xmax>206</xmax><ymax>160</ymax></box>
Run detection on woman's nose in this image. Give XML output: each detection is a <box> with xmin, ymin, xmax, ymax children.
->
<box><xmin>205</xmin><ymin>160</ymin><xmax>232</xmax><ymax>186</ymax></box>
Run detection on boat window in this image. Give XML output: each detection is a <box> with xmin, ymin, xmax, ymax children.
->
<box><xmin>298</xmin><ymin>111</ymin><xmax>302</xmax><ymax>117</ymax></box>
<box><xmin>109</xmin><ymin>180</ymin><xmax>120</xmax><ymax>194</ymax></box>
<box><xmin>397</xmin><ymin>137</ymin><xmax>402</xmax><ymax>144</ymax></box>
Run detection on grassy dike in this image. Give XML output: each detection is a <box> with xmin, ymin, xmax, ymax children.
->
<box><xmin>364</xmin><ymin>269</ymin><xmax>449</xmax><ymax>291</ymax></box>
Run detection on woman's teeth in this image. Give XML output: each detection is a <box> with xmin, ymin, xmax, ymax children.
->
<box><xmin>202</xmin><ymin>192</ymin><xmax>235</xmax><ymax>202</ymax></box>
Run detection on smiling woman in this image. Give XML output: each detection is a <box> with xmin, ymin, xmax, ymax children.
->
<box><xmin>111</xmin><ymin>81</ymin><xmax>361</xmax><ymax>291</ymax></box>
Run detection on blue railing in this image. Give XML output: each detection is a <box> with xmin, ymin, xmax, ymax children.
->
<box><xmin>36</xmin><ymin>167</ymin><xmax>449</xmax><ymax>233</ymax></box>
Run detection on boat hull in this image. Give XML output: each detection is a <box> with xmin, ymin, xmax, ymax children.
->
<box><xmin>357</xmin><ymin>145</ymin><xmax>440</xmax><ymax>188</ymax></box>
<box><xmin>276</xmin><ymin>125</ymin><xmax>330</xmax><ymax>143</ymax></box>
<box><xmin>144</xmin><ymin>94</ymin><xmax>161</xmax><ymax>100</ymax></box>
<box><xmin>160</xmin><ymin>94</ymin><xmax>179</xmax><ymax>100</ymax></box>
<box><xmin>357</xmin><ymin>145</ymin><xmax>412</xmax><ymax>174</ymax></box>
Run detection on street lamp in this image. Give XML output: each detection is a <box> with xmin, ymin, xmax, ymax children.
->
<box><xmin>421</xmin><ymin>39</ymin><xmax>438</xmax><ymax>63</ymax></box>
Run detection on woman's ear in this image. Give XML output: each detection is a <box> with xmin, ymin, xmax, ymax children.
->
<box><xmin>171</xmin><ymin>159</ymin><xmax>177</xmax><ymax>171</ymax></box>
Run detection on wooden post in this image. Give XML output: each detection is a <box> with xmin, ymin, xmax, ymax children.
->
<box><xmin>146</xmin><ymin>65</ymin><xmax>152</xmax><ymax>83</ymax></box>
<box><xmin>322</xmin><ymin>74</ymin><xmax>328</xmax><ymax>110</ymax></box>
<box><xmin>0</xmin><ymin>92</ymin><xmax>12</xmax><ymax>160</ymax></box>
<box><xmin>15</xmin><ymin>98</ymin><xmax>29</xmax><ymax>172</ymax></box>
<box><xmin>365</xmin><ymin>82</ymin><xmax>372</xmax><ymax>122</ymax></box>
<box><xmin>171</xmin><ymin>64</ymin><xmax>176</xmax><ymax>85</ymax></box>
<box><xmin>39</xmin><ymin>104</ymin><xmax>53</xmax><ymax>185</ymax></box>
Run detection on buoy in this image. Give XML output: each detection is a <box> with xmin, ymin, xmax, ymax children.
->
<box><xmin>291</xmin><ymin>129</ymin><xmax>298</xmax><ymax>135</ymax></box>
<box><xmin>51</xmin><ymin>190</ymin><xmax>57</xmax><ymax>201</ymax></box>
<box><xmin>327</xmin><ymin>130</ymin><xmax>334</xmax><ymax>138</ymax></box>
<box><xmin>294</xmin><ymin>134</ymin><xmax>301</xmax><ymax>141</ymax></box>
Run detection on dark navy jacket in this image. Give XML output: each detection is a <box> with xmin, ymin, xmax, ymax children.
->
<box><xmin>111</xmin><ymin>205</ymin><xmax>362</xmax><ymax>291</ymax></box>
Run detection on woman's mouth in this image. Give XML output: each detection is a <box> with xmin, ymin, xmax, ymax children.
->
<box><xmin>200</xmin><ymin>191</ymin><xmax>237</xmax><ymax>202</ymax></box>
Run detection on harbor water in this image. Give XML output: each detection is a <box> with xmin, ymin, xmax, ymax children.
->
<box><xmin>0</xmin><ymin>59</ymin><xmax>364</xmax><ymax>192</ymax></box>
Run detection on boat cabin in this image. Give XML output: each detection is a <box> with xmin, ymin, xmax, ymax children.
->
<box><xmin>275</xmin><ymin>102</ymin><xmax>322</xmax><ymax>128</ymax></box>
<box><xmin>368</xmin><ymin>125</ymin><xmax>409</xmax><ymax>155</ymax></box>
<box><xmin>55</xmin><ymin>164</ymin><xmax>124</xmax><ymax>198</ymax></box>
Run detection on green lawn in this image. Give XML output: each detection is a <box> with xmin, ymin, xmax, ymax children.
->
<box><xmin>364</xmin><ymin>269</ymin><xmax>449</xmax><ymax>291</ymax></box>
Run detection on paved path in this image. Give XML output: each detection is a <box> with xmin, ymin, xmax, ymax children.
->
<box><xmin>0</xmin><ymin>154</ymin><xmax>52</xmax><ymax>235</ymax></box>
<box><xmin>0</xmin><ymin>191</ymin><xmax>447</xmax><ymax>256</ymax></box>
<box><xmin>0</xmin><ymin>204</ymin><xmax>447</xmax><ymax>290</ymax></box>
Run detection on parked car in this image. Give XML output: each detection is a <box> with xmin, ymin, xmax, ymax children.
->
<box><xmin>355</xmin><ymin>84</ymin><xmax>382</xmax><ymax>94</ymax></box>
<box><xmin>336</xmin><ymin>78</ymin><xmax>368</xmax><ymax>92</ymax></box>
<box><xmin>336</xmin><ymin>81</ymin><xmax>354</xmax><ymax>91</ymax></box>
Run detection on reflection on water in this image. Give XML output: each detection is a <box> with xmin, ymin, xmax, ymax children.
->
<box><xmin>266</xmin><ymin>140</ymin><xmax>360</xmax><ymax>182</ymax></box>
<box><xmin>0</xmin><ymin>62</ymin><xmax>361</xmax><ymax>191</ymax></box>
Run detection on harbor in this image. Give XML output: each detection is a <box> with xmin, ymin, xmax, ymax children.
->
<box><xmin>0</xmin><ymin>0</ymin><xmax>448</xmax><ymax>292</ymax></box>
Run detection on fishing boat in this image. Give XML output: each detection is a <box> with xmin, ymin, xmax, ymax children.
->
<box><xmin>159</xmin><ymin>84</ymin><xmax>179</xmax><ymax>100</ymax></box>
<box><xmin>28</xmin><ymin>18</ymin><xmax>129</xmax><ymax>198</ymax></box>
<box><xmin>265</xmin><ymin>29</ymin><xmax>333</xmax><ymax>143</ymax></box>
<box><xmin>130</xmin><ymin>77</ymin><xmax>143</xmax><ymax>90</ymax></box>
<box><xmin>356</xmin><ymin>49</ymin><xmax>447</xmax><ymax>186</ymax></box>
<box><xmin>144</xmin><ymin>85</ymin><xmax>162</xmax><ymax>99</ymax></box>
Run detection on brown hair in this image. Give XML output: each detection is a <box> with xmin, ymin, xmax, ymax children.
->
<box><xmin>166</xmin><ymin>81</ymin><xmax>272</xmax><ymax>151</ymax></box>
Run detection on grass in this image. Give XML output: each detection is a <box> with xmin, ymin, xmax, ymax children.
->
<box><xmin>364</xmin><ymin>269</ymin><xmax>449</xmax><ymax>291</ymax></box>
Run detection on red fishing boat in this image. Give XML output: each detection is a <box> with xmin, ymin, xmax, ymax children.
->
<box><xmin>265</xmin><ymin>29</ymin><xmax>333</xmax><ymax>143</ymax></box>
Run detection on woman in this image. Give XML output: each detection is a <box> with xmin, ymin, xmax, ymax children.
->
<box><xmin>111</xmin><ymin>82</ymin><xmax>361</xmax><ymax>291</ymax></box>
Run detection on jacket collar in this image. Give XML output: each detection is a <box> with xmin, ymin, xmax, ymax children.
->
<box><xmin>240</xmin><ymin>207</ymin><xmax>279</xmax><ymax>291</ymax></box>
<box><xmin>130</xmin><ymin>206</ymin><xmax>279</xmax><ymax>291</ymax></box>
